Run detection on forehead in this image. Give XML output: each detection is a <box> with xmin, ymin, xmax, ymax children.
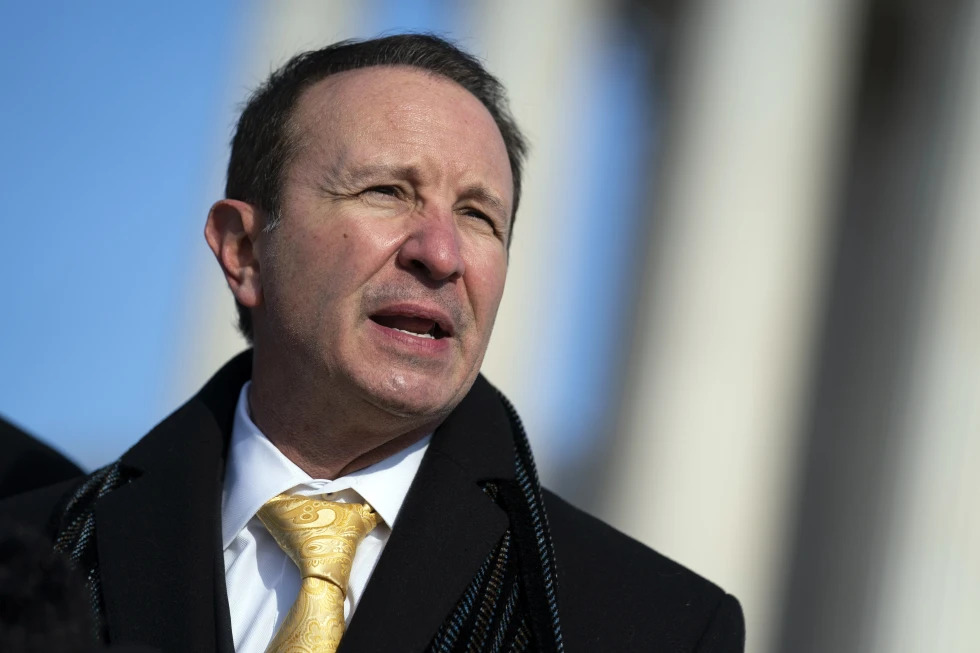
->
<box><xmin>293</xmin><ymin>65</ymin><xmax>493</xmax><ymax>132</ymax></box>
<box><xmin>287</xmin><ymin>66</ymin><xmax>513</xmax><ymax>203</ymax></box>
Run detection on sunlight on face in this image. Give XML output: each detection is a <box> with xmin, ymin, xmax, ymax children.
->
<box><xmin>256</xmin><ymin>66</ymin><xmax>514</xmax><ymax>420</ymax></box>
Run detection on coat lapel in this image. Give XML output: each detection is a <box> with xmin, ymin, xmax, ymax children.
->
<box><xmin>88</xmin><ymin>354</ymin><xmax>515</xmax><ymax>653</ymax></box>
<box><xmin>94</xmin><ymin>354</ymin><xmax>248</xmax><ymax>651</ymax></box>
<box><xmin>340</xmin><ymin>376</ymin><xmax>516</xmax><ymax>653</ymax></box>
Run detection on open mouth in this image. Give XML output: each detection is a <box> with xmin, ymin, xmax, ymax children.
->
<box><xmin>370</xmin><ymin>314</ymin><xmax>451</xmax><ymax>340</ymax></box>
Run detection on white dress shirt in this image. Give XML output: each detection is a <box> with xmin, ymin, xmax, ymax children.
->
<box><xmin>221</xmin><ymin>381</ymin><xmax>430</xmax><ymax>653</ymax></box>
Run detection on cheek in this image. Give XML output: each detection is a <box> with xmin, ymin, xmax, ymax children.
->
<box><xmin>466</xmin><ymin>250</ymin><xmax>508</xmax><ymax>324</ymax></box>
<box><xmin>278</xmin><ymin>219</ymin><xmax>403</xmax><ymax>308</ymax></box>
<box><xmin>288</xmin><ymin>220</ymin><xmax>365</xmax><ymax>277</ymax></box>
<box><xmin>263</xmin><ymin>230</ymin><xmax>344</xmax><ymax>318</ymax></box>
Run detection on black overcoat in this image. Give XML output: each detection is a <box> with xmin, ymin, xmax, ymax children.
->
<box><xmin>1</xmin><ymin>353</ymin><xmax>744</xmax><ymax>652</ymax></box>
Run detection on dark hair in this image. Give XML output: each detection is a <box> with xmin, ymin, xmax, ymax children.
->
<box><xmin>225</xmin><ymin>33</ymin><xmax>528</xmax><ymax>342</ymax></box>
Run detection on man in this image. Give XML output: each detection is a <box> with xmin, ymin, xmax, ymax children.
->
<box><xmin>2</xmin><ymin>35</ymin><xmax>744</xmax><ymax>652</ymax></box>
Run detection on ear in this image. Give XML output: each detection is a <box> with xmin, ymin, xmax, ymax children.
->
<box><xmin>204</xmin><ymin>199</ymin><xmax>264</xmax><ymax>309</ymax></box>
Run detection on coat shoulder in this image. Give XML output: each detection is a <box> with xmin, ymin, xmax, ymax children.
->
<box><xmin>0</xmin><ymin>476</ymin><xmax>85</xmax><ymax>539</ymax></box>
<box><xmin>543</xmin><ymin>490</ymin><xmax>745</xmax><ymax>652</ymax></box>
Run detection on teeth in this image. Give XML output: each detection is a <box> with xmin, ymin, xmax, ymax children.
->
<box><xmin>393</xmin><ymin>327</ymin><xmax>435</xmax><ymax>339</ymax></box>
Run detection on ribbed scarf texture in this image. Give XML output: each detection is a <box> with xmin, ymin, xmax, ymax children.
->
<box><xmin>54</xmin><ymin>390</ymin><xmax>564</xmax><ymax>652</ymax></box>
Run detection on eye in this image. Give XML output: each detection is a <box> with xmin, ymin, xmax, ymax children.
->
<box><xmin>363</xmin><ymin>185</ymin><xmax>402</xmax><ymax>198</ymax></box>
<box><xmin>461</xmin><ymin>207</ymin><xmax>495</xmax><ymax>227</ymax></box>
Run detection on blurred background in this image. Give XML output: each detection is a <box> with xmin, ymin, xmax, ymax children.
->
<box><xmin>2</xmin><ymin>0</ymin><xmax>978</xmax><ymax>651</ymax></box>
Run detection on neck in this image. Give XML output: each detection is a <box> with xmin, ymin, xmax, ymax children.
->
<box><xmin>247</xmin><ymin>350</ymin><xmax>443</xmax><ymax>480</ymax></box>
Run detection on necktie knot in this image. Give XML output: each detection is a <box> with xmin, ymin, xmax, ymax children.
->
<box><xmin>258</xmin><ymin>495</ymin><xmax>379</xmax><ymax>595</ymax></box>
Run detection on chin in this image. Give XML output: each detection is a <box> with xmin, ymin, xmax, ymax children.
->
<box><xmin>357</xmin><ymin>369</ymin><xmax>469</xmax><ymax>421</ymax></box>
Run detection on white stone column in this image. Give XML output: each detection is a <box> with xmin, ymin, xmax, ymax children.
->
<box><xmin>601</xmin><ymin>3</ymin><xmax>860</xmax><ymax>652</ymax></box>
<box><xmin>463</xmin><ymin>0</ymin><xmax>614</xmax><ymax>480</ymax></box>
<box><xmin>867</xmin><ymin>4</ymin><xmax>980</xmax><ymax>651</ymax></box>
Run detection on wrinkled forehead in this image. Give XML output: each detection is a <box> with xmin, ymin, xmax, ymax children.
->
<box><xmin>293</xmin><ymin>64</ymin><xmax>485</xmax><ymax>117</ymax></box>
<box><xmin>285</xmin><ymin>66</ymin><xmax>513</xmax><ymax>198</ymax></box>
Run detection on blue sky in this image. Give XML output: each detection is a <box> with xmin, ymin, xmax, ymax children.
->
<box><xmin>1</xmin><ymin>2</ymin><xmax>240</xmax><ymax>467</ymax></box>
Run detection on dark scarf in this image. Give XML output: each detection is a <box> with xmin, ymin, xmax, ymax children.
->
<box><xmin>53</xmin><ymin>391</ymin><xmax>564</xmax><ymax>653</ymax></box>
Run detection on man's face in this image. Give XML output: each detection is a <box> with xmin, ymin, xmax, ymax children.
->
<box><xmin>255</xmin><ymin>66</ymin><xmax>513</xmax><ymax>421</ymax></box>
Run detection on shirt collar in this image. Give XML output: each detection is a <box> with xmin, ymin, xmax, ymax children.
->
<box><xmin>221</xmin><ymin>381</ymin><xmax>430</xmax><ymax>550</ymax></box>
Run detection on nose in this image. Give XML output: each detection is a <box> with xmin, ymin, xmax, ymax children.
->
<box><xmin>396</xmin><ymin>207</ymin><xmax>466</xmax><ymax>281</ymax></box>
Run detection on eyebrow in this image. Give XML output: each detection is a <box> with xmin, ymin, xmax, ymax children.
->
<box><xmin>458</xmin><ymin>185</ymin><xmax>508</xmax><ymax>218</ymax></box>
<box><xmin>328</xmin><ymin>162</ymin><xmax>420</xmax><ymax>188</ymax></box>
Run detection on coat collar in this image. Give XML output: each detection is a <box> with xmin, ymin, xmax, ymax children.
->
<box><xmin>340</xmin><ymin>373</ymin><xmax>516</xmax><ymax>652</ymax></box>
<box><xmin>94</xmin><ymin>352</ymin><xmax>518</xmax><ymax>653</ymax></box>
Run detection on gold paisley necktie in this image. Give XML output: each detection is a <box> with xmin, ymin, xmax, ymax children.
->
<box><xmin>257</xmin><ymin>494</ymin><xmax>380</xmax><ymax>653</ymax></box>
